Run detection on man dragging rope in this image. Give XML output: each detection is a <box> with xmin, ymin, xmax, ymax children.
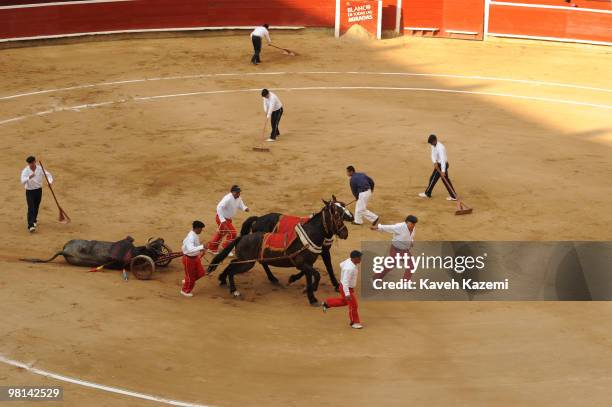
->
<box><xmin>181</xmin><ymin>220</ymin><xmax>207</xmax><ymax>297</ymax></box>
<box><xmin>207</xmin><ymin>185</ymin><xmax>250</xmax><ymax>256</ymax></box>
<box><xmin>347</xmin><ymin>165</ymin><xmax>379</xmax><ymax>226</ymax></box>
<box><xmin>371</xmin><ymin>215</ymin><xmax>418</xmax><ymax>281</ymax></box>
<box><xmin>322</xmin><ymin>250</ymin><xmax>363</xmax><ymax>329</ymax></box>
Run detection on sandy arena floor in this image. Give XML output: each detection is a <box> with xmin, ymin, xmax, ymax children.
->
<box><xmin>1</xmin><ymin>30</ymin><xmax>611</xmax><ymax>406</ymax></box>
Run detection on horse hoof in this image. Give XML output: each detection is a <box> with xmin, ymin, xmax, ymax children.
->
<box><xmin>270</xmin><ymin>280</ymin><xmax>281</xmax><ymax>286</ymax></box>
<box><xmin>310</xmin><ymin>301</ymin><xmax>321</xmax><ymax>307</ymax></box>
<box><xmin>232</xmin><ymin>291</ymin><xmax>241</xmax><ymax>298</ymax></box>
<box><xmin>219</xmin><ymin>280</ymin><xmax>227</xmax><ymax>286</ymax></box>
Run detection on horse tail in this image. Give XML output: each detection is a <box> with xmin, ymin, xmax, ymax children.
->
<box><xmin>207</xmin><ymin>237</ymin><xmax>242</xmax><ymax>274</ymax></box>
<box><xmin>20</xmin><ymin>251</ymin><xmax>64</xmax><ymax>263</ymax></box>
<box><xmin>240</xmin><ymin>216</ymin><xmax>259</xmax><ymax>236</ymax></box>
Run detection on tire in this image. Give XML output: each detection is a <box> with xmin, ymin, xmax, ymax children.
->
<box><xmin>130</xmin><ymin>255</ymin><xmax>155</xmax><ymax>280</ymax></box>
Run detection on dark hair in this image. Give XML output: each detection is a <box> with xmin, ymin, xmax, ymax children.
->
<box><xmin>346</xmin><ymin>165</ymin><xmax>355</xmax><ymax>173</ymax></box>
<box><xmin>427</xmin><ymin>134</ymin><xmax>437</xmax><ymax>144</ymax></box>
<box><xmin>230</xmin><ymin>185</ymin><xmax>241</xmax><ymax>193</ymax></box>
<box><xmin>350</xmin><ymin>250</ymin><xmax>362</xmax><ymax>259</ymax></box>
<box><xmin>193</xmin><ymin>220</ymin><xmax>205</xmax><ymax>229</ymax></box>
<box><xmin>405</xmin><ymin>215</ymin><xmax>418</xmax><ymax>224</ymax></box>
<box><xmin>26</xmin><ymin>156</ymin><xmax>36</xmax><ymax>164</ymax></box>
<box><xmin>263</xmin><ymin>24</ymin><xmax>269</xmax><ymax>29</ymax></box>
<box><xmin>261</xmin><ymin>89</ymin><xmax>269</xmax><ymax>97</ymax></box>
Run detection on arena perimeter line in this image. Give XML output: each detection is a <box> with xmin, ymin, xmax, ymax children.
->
<box><xmin>1</xmin><ymin>71</ymin><xmax>610</xmax><ymax>101</ymax></box>
<box><xmin>1</xmin><ymin>85</ymin><xmax>610</xmax><ymax>126</ymax></box>
<box><xmin>0</xmin><ymin>354</ymin><xmax>212</xmax><ymax>407</ymax></box>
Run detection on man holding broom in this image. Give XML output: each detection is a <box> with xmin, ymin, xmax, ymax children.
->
<box><xmin>262</xmin><ymin>89</ymin><xmax>283</xmax><ymax>142</ymax></box>
<box><xmin>250</xmin><ymin>24</ymin><xmax>272</xmax><ymax>65</ymax></box>
<box><xmin>418</xmin><ymin>134</ymin><xmax>457</xmax><ymax>201</ymax></box>
<box><xmin>20</xmin><ymin>156</ymin><xmax>53</xmax><ymax>233</ymax></box>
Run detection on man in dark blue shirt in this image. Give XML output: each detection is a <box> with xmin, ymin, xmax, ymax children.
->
<box><xmin>346</xmin><ymin>166</ymin><xmax>379</xmax><ymax>226</ymax></box>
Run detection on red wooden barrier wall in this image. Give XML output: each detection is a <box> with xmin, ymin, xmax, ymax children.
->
<box><xmin>0</xmin><ymin>0</ymin><xmax>336</xmax><ymax>41</ymax></box>
<box><xmin>488</xmin><ymin>3</ymin><xmax>612</xmax><ymax>44</ymax></box>
<box><xmin>402</xmin><ymin>0</ymin><xmax>485</xmax><ymax>39</ymax></box>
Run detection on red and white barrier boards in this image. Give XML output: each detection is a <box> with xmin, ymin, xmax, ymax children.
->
<box><xmin>335</xmin><ymin>0</ymin><xmax>383</xmax><ymax>39</ymax></box>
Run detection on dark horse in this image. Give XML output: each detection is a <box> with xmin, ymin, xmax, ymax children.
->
<box><xmin>207</xmin><ymin>198</ymin><xmax>349</xmax><ymax>305</ymax></box>
<box><xmin>238</xmin><ymin>198</ymin><xmax>354</xmax><ymax>291</ymax></box>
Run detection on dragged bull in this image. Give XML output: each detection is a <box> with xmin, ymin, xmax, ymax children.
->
<box><xmin>21</xmin><ymin>237</ymin><xmax>168</xmax><ymax>279</ymax></box>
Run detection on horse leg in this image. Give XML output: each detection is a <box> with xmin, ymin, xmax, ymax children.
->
<box><xmin>228</xmin><ymin>261</ymin><xmax>256</xmax><ymax>297</ymax></box>
<box><xmin>288</xmin><ymin>270</ymin><xmax>304</xmax><ymax>285</ymax></box>
<box><xmin>261</xmin><ymin>263</ymin><xmax>280</xmax><ymax>285</ymax></box>
<box><xmin>301</xmin><ymin>264</ymin><xmax>319</xmax><ymax>306</ymax></box>
<box><xmin>313</xmin><ymin>268</ymin><xmax>321</xmax><ymax>292</ymax></box>
<box><xmin>321</xmin><ymin>248</ymin><xmax>339</xmax><ymax>291</ymax></box>
<box><xmin>218</xmin><ymin>265</ymin><xmax>230</xmax><ymax>286</ymax></box>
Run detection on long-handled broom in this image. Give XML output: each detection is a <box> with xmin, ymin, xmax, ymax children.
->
<box><xmin>252</xmin><ymin>118</ymin><xmax>271</xmax><ymax>152</ymax></box>
<box><xmin>269</xmin><ymin>44</ymin><xmax>297</xmax><ymax>56</ymax></box>
<box><xmin>435</xmin><ymin>166</ymin><xmax>473</xmax><ymax>216</ymax></box>
<box><xmin>39</xmin><ymin>160</ymin><xmax>71</xmax><ymax>223</ymax></box>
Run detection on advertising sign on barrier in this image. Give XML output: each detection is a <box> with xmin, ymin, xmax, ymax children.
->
<box><xmin>335</xmin><ymin>0</ymin><xmax>383</xmax><ymax>39</ymax></box>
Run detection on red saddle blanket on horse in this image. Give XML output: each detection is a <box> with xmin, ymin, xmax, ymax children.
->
<box><xmin>263</xmin><ymin>215</ymin><xmax>310</xmax><ymax>252</ymax></box>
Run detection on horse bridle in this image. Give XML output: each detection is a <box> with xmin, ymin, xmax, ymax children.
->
<box><xmin>322</xmin><ymin>202</ymin><xmax>348</xmax><ymax>236</ymax></box>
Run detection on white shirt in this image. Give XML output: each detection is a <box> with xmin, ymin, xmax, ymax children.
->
<box><xmin>431</xmin><ymin>142</ymin><xmax>448</xmax><ymax>172</ymax></box>
<box><xmin>217</xmin><ymin>193</ymin><xmax>248</xmax><ymax>223</ymax></box>
<box><xmin>377</xmin><ymin>222</ymin><xmax>415</xmax><ymax>250</ymax></box>
<box><xmin>20</xmin><ymin>165</ymin><xmax>53</xmax><ymax>190</ymax></box>
<box><xmin>262</xmin><ymin>92</ymin><xmax>283</xmax><ymax>118</ymax></box>
<box><xmin>182</xmin><ymin>230</ymin><xmax>204</xmax><ymax>256</ymax></box>
<box><xmin>339</xmin><ymin>258</ymin><xmax>359</xmax><ymax>296</ymax></box>
<box><xmin>250</xmin><ymin>26</ymin><xmax>271</xmax><ymax>43</ymax></box>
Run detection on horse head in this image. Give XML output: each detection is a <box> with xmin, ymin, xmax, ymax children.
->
<box><xmin>322</xmin><ymin>197</ymin><xmax>349</xmax><ymax>240</ymax></box>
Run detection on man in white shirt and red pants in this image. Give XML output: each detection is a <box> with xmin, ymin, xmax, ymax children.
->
<box><xmin>207</xmin><ymin>185</ymin><xmax>249</xmax><ymax>255</ymax></box>
<box><xmin>20</xmin><ymin>156</ymin><xmax>53</xmax><ymax>233</ymax></box>
<box><xmin>250</xmin><ymin>24</ymin><xmax>271</xmax><ymax>65</ymax></box>
<box><xmin>371</xmin><ymin>215</ymin><xmax>418</xmax><ymax>280</ymax></box>
<box><xmin>181</xmin><ymin>220</ymin><xmax>207</xmax><ymax>297</ymax></box>
<box><xmin>419</xmin><ymin>134</ymin><xmax>457</xmax><ymax>200</ymax></box>
<box><xmin>322</xmin><ymin>250</ymin><xmax>363</xmax><ymax>329</ymax></box>
<box><xmin>262</xmin><ymin>88</ymin><xmax>283</xmax><ymax>142</ymax></box>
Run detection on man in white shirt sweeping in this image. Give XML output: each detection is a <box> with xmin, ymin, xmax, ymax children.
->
<box><xmin>262</xmin><ymin>88</ymin><xmax>283</xmax><ymax>142</ymax></box>
<box><xmin>20</xmin><ymin>156</ymin><xmax>53</xmax><ymax>233</ymax></box>
<box><xmin>322</xmin><ymin>250</ymin><xmax>363</xmax><ymax>329</ymax></box>
<box><xmin>250</xmin><ymin>24</ymin><xmax>271</xmax><ymax>65</ymax></box>
<box><xmin>181</xmin><ymin>220</ymin><xmax>207</xmax><ymax>297</ymax></box>
<box><xmin>418</xmin><ymin>134</ymin><xmax>457</xmax><ymax>200</ymax></box>
<box><xmin>207</xmin><ymin>185</ymin><xmax>249</xmax><ymax>255</ymax></box>
<box><xmin>371</xmin><ymin>215</ymin><xmax>418</xmax><ymax>281</ymax></box>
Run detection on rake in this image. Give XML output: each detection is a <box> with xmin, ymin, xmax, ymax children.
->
<box><xmin>252</xmin><ymin>118</ymin><xmax>271</xmax><ymax>152</ymax></box>
<box><xmin>39</xmin><ymin>160</ymin><xmax>71</xmax><ymax>223</ymax></box>
<box><xmin>270</xmin><ymin>44</ymin><xmax>297</xmax><ymax>56</ymax></box>
<box><xmin>435</xmin><ymin>166</ymin><xmax>473</xmax><ymax>216</ymax></box>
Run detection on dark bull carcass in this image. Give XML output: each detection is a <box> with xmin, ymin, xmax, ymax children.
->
<box><xmin>21</xmin><ymin>236</ymin><xmax>173</xmax><ymax>280</ymax></box>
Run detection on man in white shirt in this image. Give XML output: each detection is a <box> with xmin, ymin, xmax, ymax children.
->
<box><xmin>322</xmin><ymin>250</ymin><xmax>363</xmax><ymax>329</ymax></box>
<box><xmin>371</xmin><ymin>215</ymin><xmax>418</xmax><ymax>281</ymax></box>
<box><xmin>181</xmin><ymin>220</ymin><xmax>207</xmax><ymax>297</ymax></box>
<box><xmin>20</xmin><ymin>156</ymin><xmax>53</xmax><ymax>233</ymax></box>
<box><xmin>207</xmin><ymin>185</ymin><xmax>250</xmax><ymax>254</ymax></box>
<box><xmin>262</xmin><ymin>88</ymin><xmax>283</xmax><ymax>142</ymax></box>
<box><xmin>250</xmin><ymin>24</ymin><xmax>271</xmax><ymax>65</ymax></box>
<box><xmin>418</xmin><ymin>134</ymin><xmax>457</xmax><ymax>201</ymax></box>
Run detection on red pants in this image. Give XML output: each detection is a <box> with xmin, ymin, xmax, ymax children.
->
<box><xmin>375</xmin><ymin>245</ymin><xmax>414</xmax><ymax>280</ymax></box>
<box><xmin>182</xmin><ymin>255</ymin><xmax>206</xmax><ymax>293</ymax></box>
<box><xmin>207</xmin><ymin>215</ymin><xmax>237</xmax><ymax>251</ymax></box>
<box><xmin>325</xmin><ymin>285</ymin><xmax>360</xmax><ymax>324</ymax></box>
